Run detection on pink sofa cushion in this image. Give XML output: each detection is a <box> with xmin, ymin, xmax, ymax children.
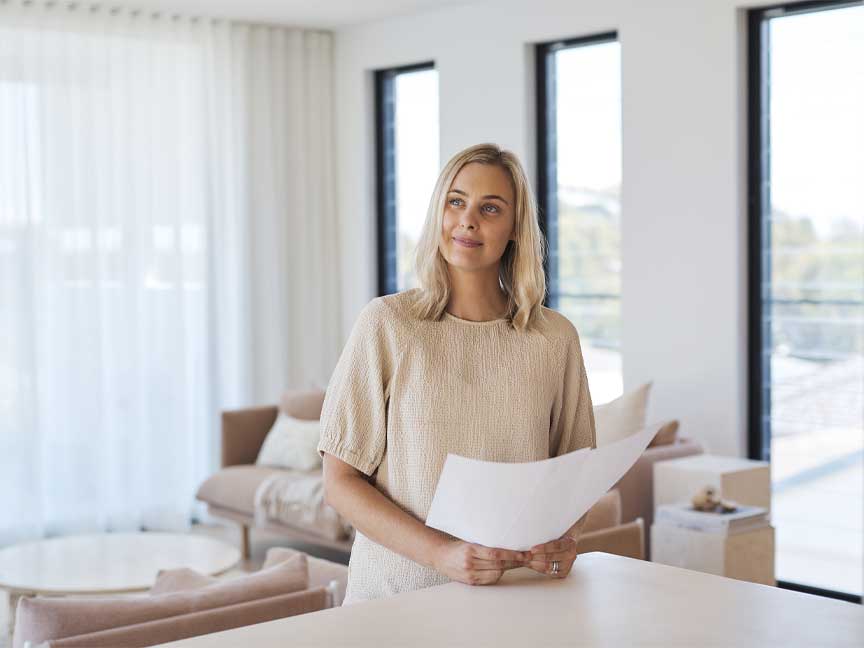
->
<box><xmin>195</xmin><ymin>465</ymin><xmax>286</xmax><ymax>514</ymax></box>
<box><xmin>583</xmin><ymin>489</ymin><xmax>622</xmax><ymax>533</ymax></box>
<box><xmin>280</xmin><ymin>388</ymin><xmax>326</xmax><ymax>420</ymax></box>
<box><xmin>149</xmin><ymin>567</ymin><xmax>218</xmax><ymax>595</ymax></box>
<box><xmin>13</xmin><ymin>553</ymin><xmax>310</xmax><ymax>648</ymax></box>
<box><xmin>264</xmin><ymin>546</ymin><xmax>348</xmax><ymax>606</ymax></box>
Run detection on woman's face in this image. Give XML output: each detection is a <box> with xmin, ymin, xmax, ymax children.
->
<box><xmin>439</xmin><ymin>162</ymin><xmax>516</xmax><ymax>273</ymax></box>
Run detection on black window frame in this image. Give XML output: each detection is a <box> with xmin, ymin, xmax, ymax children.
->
<box><xmin>747</xmin><ymin>0</ymin><xmax>864</xmax><ymax>605</ymax></box>
<box><xmin>374</xmin><ymin>61</ymin><xmax>435</xmax><ymax>297</ymax></box>
<box><xmin>535</xmin><ymin>31</ymin><xmax>619</xmax><ymax>313</ymax></box>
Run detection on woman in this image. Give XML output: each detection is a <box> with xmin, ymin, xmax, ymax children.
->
<box><xmin>318</xmin><ymin>142</ymin><xmax>597</xmax><ymax>606</ymax></box>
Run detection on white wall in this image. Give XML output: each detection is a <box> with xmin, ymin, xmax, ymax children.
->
<box><xmin>333</xmin><ymin>0</ymin><xmax>775</xmax><ymax>458</ymax></box>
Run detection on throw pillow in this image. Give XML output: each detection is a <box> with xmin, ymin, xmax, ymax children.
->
<box><xmin>256</xmin><ymin>413</ymin><xmax>322</xmax><ymax>471</ymax></box>
<box><xmin>648</xmin><ymin>419</ymin><xmax>679</xmax><ymax>447</ymax></box>
<box><xmin>149</xmin><ymin>567</ymin><xmax>217</xmax><ymax>595</ymax></box>
<box><xmin>593</xmin><ymin>381</ymin><xmax>652</xmax><ymax>446</ymax></box>
<box><xmin>280</xmin><ymin>388</ymin><xmax>326</xmax><ymax>420</ymax></box>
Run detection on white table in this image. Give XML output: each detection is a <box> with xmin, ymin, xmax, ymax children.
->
<box><xmin>0</xmin><ymin>533</ymin><xmax>240</xmax><ymax>639</ymax></box>
<box><xmin>155</xmin><ymin>552</ymin><xmax>863</xmax><ymax>647</ymax></box>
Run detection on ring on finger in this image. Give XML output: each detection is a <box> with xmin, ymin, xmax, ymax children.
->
<box><xmin>551</xmin><ymin>560</ymin><xmax>560</xmax><ymax>575</ymax></box>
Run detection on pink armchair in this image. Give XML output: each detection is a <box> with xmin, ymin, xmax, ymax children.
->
<box><xmin>12</xmin><ymin>550</ymin><xmax>346</xmax><ymax>648</ymax></box>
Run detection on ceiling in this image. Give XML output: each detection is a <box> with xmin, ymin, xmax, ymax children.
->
<box><xmin>103</xmin><ymin>0</ymin><xmax>474</xmax><ymax>29</ymax></box>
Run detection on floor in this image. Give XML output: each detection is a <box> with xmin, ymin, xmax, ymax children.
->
<box><xmin>0</xmin><ymin>523</ymin><xmax>350</xmax><ymax>648</ymax></box>
<box><xmin>770</xmin><ymin>353</ymin><xmax>863</xmax><ymax>596</ymax></box>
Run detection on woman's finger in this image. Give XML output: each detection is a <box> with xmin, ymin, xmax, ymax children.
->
<box><xmin>471</xmin><ymin>544</ymin><xmax>531</xmax><ymax>563</ymax></box>
<box><xmin>472</xmin><ymin>557</ymin><xmax>527</xmax><ymax>567</ymax></box>
<box><xmin>529</xmin><ymin>538</ymin><xmax>575</xmax><ymax>554</ymax></box>
<box><xmin>527</xmin><ymin>558</ymin><xmax>573</xmax><ymax>576</ymax></box>
<box><xmin>529</xmin><ymin>549</ymin><xmax>577</xmax><ymax>562</ymax></box>
<box><xmin>468</xmin><ymin>569</ymin><xmax>506</xmax><ymax>585</ymax></box>
<box><xmin>470</xmin><ymin>560</ymin><xmax>524</xmax><ymax>570</ymax></box>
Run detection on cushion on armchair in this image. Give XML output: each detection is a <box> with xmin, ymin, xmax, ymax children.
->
<box><xmin>148</xmin><ymin>567</ymin><xmax>217</xmax><ymax>595</ymax></box>
<box><xmin>578</xmin><ymin>519</ymin><xmax>645</xmax><ymax>560</ymax></box>
<box><xmin>648</xmin><ymin>419</ymin><xmax>679</xmax><ymax>447</ymax></box>
<box><xmin>583</xmin><ymin>489</ymin><xmax>622</xmax><ymax>533</ymax></box>
<box><xmin>196</xmin><ymin>465</ymin><xmax>287</xmax><ymax>515</ymax></box>
<box><xmin>593</xmin><ymin>382</ymin><xmax>652</xmax><ymax>446</ymax></box>
<box><xmin>280</xmin><ymin>388</ymin><xmax>326</xmax><ymax>420</ymax></box>
<box><xmin>594</xmin><ymin>383</ymin><xmax>681</xmax><ymax>448</ymax></box>
<box><xmin>263</xmin><ymin>546</ymin><xmax>348</xmax><ymax>607</ymax></box>
<box><xmin>255</xmin><ymin>413</ymin><xmax>322</xmax><ymax>471</ymax></box>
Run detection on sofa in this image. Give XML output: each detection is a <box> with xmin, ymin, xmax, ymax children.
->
<box><xmin>12</xmin><ymin>547</ymin><xmax>348</xmax><ymax>648</ymax></box>
<box><xmin>196</xmin><ymin>389</ymin><xmax>703</xmax><ymax>561</ymax></box>
<box><xmin>612</xmin><ymin>435</ymin><xmax>703</xmax><ymax>557</ymax></box>
<box><xmin>578</xmin><ymin>488</ymin><xmax>645</xmax><ymax>559</ymax></box>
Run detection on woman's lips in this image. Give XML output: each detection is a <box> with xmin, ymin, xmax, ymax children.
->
<box><xmin>453</xmin><ymin>236</ymin><xmax>483</xmax><ymax>248</ymax></box>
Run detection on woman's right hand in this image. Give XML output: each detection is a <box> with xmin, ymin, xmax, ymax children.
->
<box><xmin>432</xmin><ymin>536</ymin><xmax>531</xmax><ymax>586</ymax></box>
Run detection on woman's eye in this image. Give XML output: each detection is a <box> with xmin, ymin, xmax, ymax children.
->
<box><xmin>447</xmin><ymin>198</ymin><xmax>499</xmax><ymax>213</ymax></box>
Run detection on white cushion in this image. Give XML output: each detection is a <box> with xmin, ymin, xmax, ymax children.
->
<box><xmin>256</xmin><ymin>413</ymin><xmax>322</xmax><ymax>471</ymax></box>
<box><xmin>593</xmin><ymin>381</ymin><xmax>652</xmax><ymax>447</ymax></box>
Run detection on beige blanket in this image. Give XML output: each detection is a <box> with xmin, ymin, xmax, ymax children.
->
<box><xmin>253</xmin><ymin>471</ymin><xmax>355</xmax><ymax>542</ymax></box>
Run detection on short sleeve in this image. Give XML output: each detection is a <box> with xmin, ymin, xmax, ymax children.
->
<box><xmin>316</xmin><ymin>299</ymin><xmax>399</xmax><ymax>477</ymax></box>
<box><xmin>549</xmin><ymin>333</ymin><xmax>597</xmax><ymax>457</ymax></box>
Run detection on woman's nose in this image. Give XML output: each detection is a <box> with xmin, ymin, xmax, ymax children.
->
<box><xmin>459</xmin><ymin>204</ymin><xmax>481</xmax><ymax>229</ymax></box>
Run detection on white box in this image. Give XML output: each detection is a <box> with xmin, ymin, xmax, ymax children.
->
<box><xmin>653</xmin><ymin>454</ymin><xmax>771</xmax><ymax>512</ymax></box>
<box><xmin>651</xmin><ymin>522</ymin><xmax>776</xmax><ymax>586</ymax></box>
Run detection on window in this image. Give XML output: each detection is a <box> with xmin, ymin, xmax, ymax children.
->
<box><xmin>375</xmin><ymin>63</ymin><xmax>439</xmax><ymax>295</ymax></box>
<box><xmin>536</xmin><ymin>33</ymin><xmax>622</xmax><ymax>405</ymax></box>
<box><xmin>748</xmin><ymin>0</ymin><xmax>864</xmax><ymax>601</ymax></box>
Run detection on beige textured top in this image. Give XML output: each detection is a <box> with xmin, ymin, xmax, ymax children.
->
<box><xmin>316</xmin><ymin>288</ymin><xmax>596</xmax><ymax>606</ymax></box>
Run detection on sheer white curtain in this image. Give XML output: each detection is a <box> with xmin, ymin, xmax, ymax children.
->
<box><xmin>0</xmin><ymin>1</ymin><xmax>340</xmax><ymax>544</ymax></box>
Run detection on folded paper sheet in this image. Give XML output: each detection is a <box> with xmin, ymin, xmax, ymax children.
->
<box><xmin>425</xmin><ymin>422</ymin><xmax>662</xmax><ymax>550</ymax></box>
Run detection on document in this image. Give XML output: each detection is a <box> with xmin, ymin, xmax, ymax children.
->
<box><xmin>425</xmin><ymin>422</ymin><xmax>662</xmax><ymax>550</ymax></box>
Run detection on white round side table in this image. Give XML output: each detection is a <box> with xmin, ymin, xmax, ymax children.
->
<box><xmin>0</xmin><ymin>532</ymin><xmax>241</xmax><ymax>640</ymax></box>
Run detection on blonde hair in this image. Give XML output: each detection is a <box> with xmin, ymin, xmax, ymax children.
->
<box><xmin>410</xmin><ymin>143</ymin><xmax>547</xmax><ymax>332</ymax></box>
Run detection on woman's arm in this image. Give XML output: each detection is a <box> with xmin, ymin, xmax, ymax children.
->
<box><xmin>322</xmin><ymin>452</ymin><xmax>445</xmax><ymax>569</ymax></box>
<box><xmin>322</xmin><ymin>453</ymin><xmax>530</xmax><ymax>584</ymax></box>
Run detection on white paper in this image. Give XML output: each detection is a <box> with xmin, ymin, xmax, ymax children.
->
<box><xmin>425</xmin><ymin>422</ymin><xmax>662</xmax><ymax>550</ymax></box>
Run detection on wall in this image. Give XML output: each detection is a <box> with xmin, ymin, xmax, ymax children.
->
<box><xmin>333</xmin><ymin>0</ymin><xmax>775</xmax><ymax>457</ymax></box>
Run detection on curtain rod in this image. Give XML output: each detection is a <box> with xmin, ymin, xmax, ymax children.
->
<box><xmin>0</xmin><ymin>0</ymin><xmax>209</xmax><ymax>22</ymax></box>
<box><xmin>1</xmin><ymin>0</ymin><xmax>337</xmax><ymax>31</ymax></box>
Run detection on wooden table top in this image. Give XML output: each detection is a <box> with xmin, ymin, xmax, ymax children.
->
<box><xmin>157</xmin><ymin>552</ymin><xmax>863</xmax><ymax>647</ymax></box>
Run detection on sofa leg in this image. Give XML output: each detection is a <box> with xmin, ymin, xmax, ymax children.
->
<box><xmin>240</xmin><ymin>524</ymin><xmax>251</xmax><ymax>560</ymax></box>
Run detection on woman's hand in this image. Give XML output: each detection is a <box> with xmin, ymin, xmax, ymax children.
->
<box><xmin>525</xmin><ymin>533</ymin><xmax>580</xmax><ymax>578</ymax></box>
<box><xmin>433</xmin><ymin>536</ymin><xmax>531</xmax><ymax>586</ymax></box>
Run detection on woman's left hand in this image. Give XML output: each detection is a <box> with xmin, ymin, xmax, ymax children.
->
<box><xmin>525</xmin><ymin>533</ymin><xmax>580</xmax><ymax>578</ymax></box>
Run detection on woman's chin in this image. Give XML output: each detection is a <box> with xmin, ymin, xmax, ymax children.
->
<box><xmin>446</xmin><ymin>259</ymin><xmax>496</xmax><ymax>273</ymax></box>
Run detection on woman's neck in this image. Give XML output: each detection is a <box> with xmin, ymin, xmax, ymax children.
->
<box><xmin>445</xmin><ymin>265</ymin><xmax>509</xmax><ymax>322</ymax></box>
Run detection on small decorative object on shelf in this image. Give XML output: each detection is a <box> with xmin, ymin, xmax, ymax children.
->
<box><xmin>690</xmin><ymin>485</ymin><xmax>740</xmax><ymax>514</ymax></box>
